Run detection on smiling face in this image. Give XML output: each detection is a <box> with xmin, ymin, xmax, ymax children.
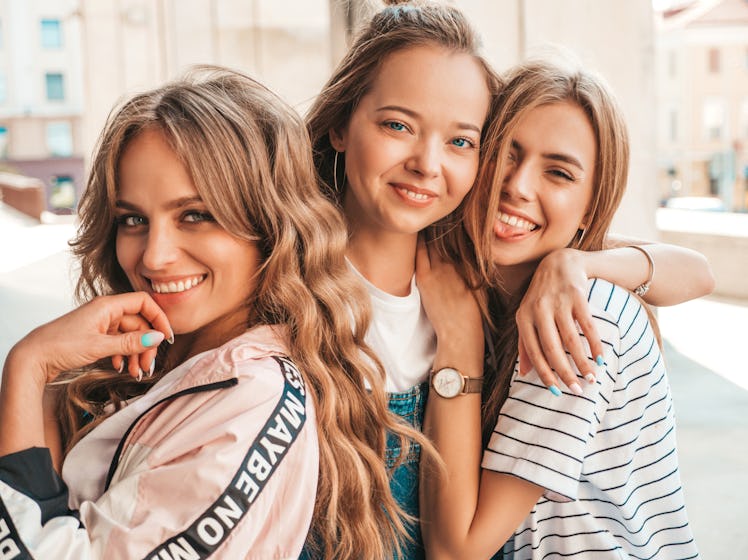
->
<box><xmin>489</xmin><ymin>101</ymin><xmax>597</xmax><ymax>282</ymax></box>
<box><xmin>330</xmin><ymin>44</ymin><xmax>491</xmax><ymax>237</ymax></box>
<box><xmin>115</xmin><ymin>128</ymin><xmax>261</xmax><ymax>344</ymax></box>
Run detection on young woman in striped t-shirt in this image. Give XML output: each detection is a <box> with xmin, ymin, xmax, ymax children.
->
<box><xmin>418</xmin><ymin>59</ymin><xmax>701</xmax><ymax>559</ymax></box>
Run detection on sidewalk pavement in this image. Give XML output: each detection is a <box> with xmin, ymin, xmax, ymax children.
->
<box><xmin>1</xmin><ymin>202</ymin><xmax>746</xmax><ymax>558</ymax></box>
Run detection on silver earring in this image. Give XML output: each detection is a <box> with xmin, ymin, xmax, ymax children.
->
<box><xmin>333</xmin><ymin>150</ymin><xmax>344</xmax><ymax>192</ymax></box>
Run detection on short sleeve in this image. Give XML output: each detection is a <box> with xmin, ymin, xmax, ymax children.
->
<box><xmin>481</xmin><ymin>280</ymin><xmax>624</xmax><ymax>501</ymax></box>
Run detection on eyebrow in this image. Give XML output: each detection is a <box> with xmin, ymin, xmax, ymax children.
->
<box><xmin>376</xmin><ymin>105</ymin><xmax>482</xmax><ymax>134</ymax></box>
<box><xmin>511</xmin><ymin>140</ymin><xmax>585</xmax><ymax>171</ymax></box>
<box><xmin>115</xmin><ymin>196</ymin><xmax>204</xmax><ymax>212</ymax></box>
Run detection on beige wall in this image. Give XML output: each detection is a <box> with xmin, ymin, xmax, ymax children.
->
<box><xmin>461</xmin><ymin>0</ymin><xmax>659</xmax><ymax>240</ymax></box>
<box><xmin>79</xmin><ymin>0</ymin><xmax>332</xmax><ymax>159</ymax></box>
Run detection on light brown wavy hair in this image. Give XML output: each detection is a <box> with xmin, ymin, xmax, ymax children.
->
<box><xmin>304</xmin><ymin>2</ymin><xmax>501</xmax><ymax>555</ymax></box>
<box><xmin>55</xmin><ymin>65</ymin><xmax>411</xmax><ymax>558</ymax></box>
<box><xmin>433</xmin><ymin>59</ymin><xmax>633</xmax><ymax>445</ymax></box>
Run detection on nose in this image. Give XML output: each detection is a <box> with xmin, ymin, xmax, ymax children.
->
<box><xmin>405</xmin><ymin>136</ymin><xmax>441</xmax><ymax>178</ymax></box>
<box><xmin>501</xmin><ymin>160</ymin><xmax>534</xmax><ymax>202</ymax></box>
<box><xmin>141</xmin><ymin>222</ymin><xmax>179</xmax><ymax>271</ymax></box>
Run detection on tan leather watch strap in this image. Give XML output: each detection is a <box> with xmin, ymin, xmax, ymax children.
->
<box><xmin>462</xmin><ymin>376</ymin><xmax>484</xmax><ymax>394</ymax></box>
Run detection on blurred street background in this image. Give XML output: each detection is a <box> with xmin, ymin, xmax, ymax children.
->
<box><xmin>1</xmin><ymin>0</ymin><xmax>746</xmax><ymax>557</ymax></box>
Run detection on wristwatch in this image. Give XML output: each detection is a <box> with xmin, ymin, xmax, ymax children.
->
<box><xmin>429</xmin><ymin>367</ymin><xmax>483</xmax><ymax>399</ymax></box>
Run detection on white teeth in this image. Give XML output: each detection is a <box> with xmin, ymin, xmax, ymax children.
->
<box><xmin>398</xmin><ymin>187</ymin><xmax>430</xmax><ymax>201</ymax></box>
<box><xmin>497</xmin><ymin>211</ymin><xmax>537</xmax><ymax>232</ymax></box>
<box><xmin>151</xmin><ymin>275</ymin><xmax>205</xmax><ymax>294</ymax></box>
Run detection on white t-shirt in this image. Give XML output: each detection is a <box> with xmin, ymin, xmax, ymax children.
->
<box><xmin>348</xmin><ymin>260</ymin><xmax>436</xmax><ymax>393</ymax></box>
<box><xmin>483</xmin><ymin>279</ymin><xmax>699</xmax><ymax>560</ymax></box>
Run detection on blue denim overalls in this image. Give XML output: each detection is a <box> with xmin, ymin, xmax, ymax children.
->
<box><xmin>386</xmin><ymin>381</ymin><xmax>429</xmax><ymax>560</ymax></box>
<box><xmin>298</xmin><ymin>381</ymin><xmax>428</xmax><ymax>560</ymax></box>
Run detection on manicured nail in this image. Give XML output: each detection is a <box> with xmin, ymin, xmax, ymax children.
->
<box><xmin>149</xmin><ymin>360</ymin><xmax>155</xmax><ymax>378</ymax></box>
<box><xmin>595</xmin><ymin>355</ymin><xmax>605</xmax><ymax>366</ymax></box>
<box><xmin>167</xmin><ymin>330</ymin><xmax>175</xmax><ymax>345</ymax></box>
<box><xmin>117</xmin><ymin>360</ymin><xmax>124</xmax><ymax>374</ymax></box>
<box><xmin>569</xmin><ymin>382</ymin><xmax>583</xmax><ymax>396</ymax></box>
<box><xmin>584</xmin><ymin>373</ymin><xmax>596</xmax><ymax>384</ymax></box>
<box><xmin>141</xmin><ymin>331</ymin><xmax>165</xmax><ymax>347</ymax></box>
<box><xmin>136</xmin><ymin>369</ymin><xmax>143</xmax><ymax>382</ymax></box>
<box><xmin>548</xmin><ymin>385</ymin><xmax>562</xmax><ymax>397</ymax></box>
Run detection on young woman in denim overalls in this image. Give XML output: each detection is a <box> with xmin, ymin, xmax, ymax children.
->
<box><xmin>304</xmin><ymin>4</ymin><xmax>497</xmax><ymax>557</ymax></box>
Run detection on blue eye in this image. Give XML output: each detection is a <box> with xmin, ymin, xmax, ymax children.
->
<box><xmin>385</xmin><ymin>121</ymin><xmax>407</xmax><ymax>132</ymax></box>
<box><xmin>451</xmin><ymin>137</ymin><xmax>475</xmax><ymax>149</ymax></box>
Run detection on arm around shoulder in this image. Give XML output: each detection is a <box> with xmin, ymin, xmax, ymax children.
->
<box><xmin>593</xmin><ymin>237</ymin><xmax>715</xmax><ymax>305</ymax></box>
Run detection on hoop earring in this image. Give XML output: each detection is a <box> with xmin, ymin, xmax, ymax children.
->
<box><xmin>333</xmin><ymin>150</ymin><xmax>345</xmax><ymax>192</ymax></box>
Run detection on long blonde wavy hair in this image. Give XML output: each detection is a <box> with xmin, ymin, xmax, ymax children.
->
<box><xmin>303</xmin><ymin>2</ymin><xmax>501</xmax><ymax>555</ymax></box>
<box><xmin>433</xmin><ymin>59</ymin><xmax>632</xmax><ymax>445</ymax></box>
<box><xmin>57</xmin><ymin>66</ymin><xmax>410</xmax><ymax>558</ymax></box>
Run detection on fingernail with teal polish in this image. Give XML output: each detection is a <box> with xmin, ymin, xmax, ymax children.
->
<box><xmin>148</xmin><ymin>360</ymin><xmax>155</xmax><ymax>378</ymax></box>
<box><xmin>549</xmin><ymin>385</ymin><xmax>562</xmax><ymax>397</ymax></box>
<box><xmin>141</xmin><ymin>332</ymin><xmax>165</xmax><ymax>347</ymax></box>
<box><xmin>595</xmin><ymin>355</ymin><xmax>605</xmax><ymax>366</ymax></box>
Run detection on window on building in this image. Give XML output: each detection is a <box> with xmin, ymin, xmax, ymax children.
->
<box><xmin>45</xmin><ymin>72</ymin><xmax>64</xmax><ymax>101</ymax></box>
<box><xmin>703</xmin><ymin>98</ymin><xmax>726</xmax><ymax>141</ymax></box>
<box><xmin>708</xmin><ymin>48</ymin><xmax>720</xmax><ymax>73</ymax></box>
<box><xmin>0</xmin><ymin>126</ymin><xmax>8</xmax><ymax>158</ymax></box>
<box><xmin>46</xmin><ymin>121</ymin><xmax>73</xmax><ymax>157</ymax></box>
<box><xmin>41</xmin><ymin>19</ymin><xmax>62</xmax><ymax>48</ymax></box>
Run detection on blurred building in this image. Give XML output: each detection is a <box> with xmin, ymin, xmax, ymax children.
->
<box><xmin>0</xmin><ymin>0</ymin><xmax>85</xmax><ymax>213</ymax></box>
<box><xmin>656</xmin><ymin>0</ymin><xmax>748</xmax><ymax>211</ymax></box>
<box><xmin>1</xmin><ymin>0</ymin><xmax>659</xmax><ymax>238</ymax></box>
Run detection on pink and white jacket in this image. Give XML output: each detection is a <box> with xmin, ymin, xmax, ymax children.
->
<box><xmin>0</xmin><ymin>325</ymin><xmax>318</xmax><ymax>559</ymax></box>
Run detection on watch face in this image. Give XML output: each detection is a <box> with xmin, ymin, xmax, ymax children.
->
<box><xmin>432</xmin><ymin>368</ymin><xmax>463</xmax><ymax>398</ymax></box>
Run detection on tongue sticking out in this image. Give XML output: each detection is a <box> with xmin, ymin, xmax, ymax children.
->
<box><xmin>493</xmin><ymin>218</ymin><xmax>535</xmax><ymax>240</ymax></box>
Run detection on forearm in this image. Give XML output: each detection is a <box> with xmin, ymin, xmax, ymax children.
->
<box><xmin>0</xmin><ymin>346</ymin><xmax>47</xmax><ymax>457</ymax></box>
<box><xmin>590</xmin><ymin>238</ymin><xmax>714</xmax><ymax>306</ymax></box>
<box><xmin>420</xmin><ymin>340</ymin><xmax>484</xmax><ymax>559</ymax></box>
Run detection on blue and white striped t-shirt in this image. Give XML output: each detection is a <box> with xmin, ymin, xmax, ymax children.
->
<box><xmin>482</xmin><ymin>279</ymin><xmax>699</xmax><ymax>560</ymax></box>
